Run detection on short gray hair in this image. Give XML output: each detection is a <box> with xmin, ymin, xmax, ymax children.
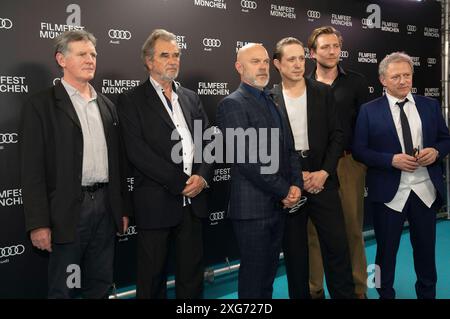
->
<box><xmin>379</xmin><ymin>52</ymin><xmax>414</xmax><ymax>77</ymax></box>
<box><xmin>141</xmin><ymin>29</ymin><xmax>177</xmax><ymax>70</ymax></box>
<box><xmin>54</xmin><ymin>30</ymin><xmax>97</xmax><ymax>56</ymax></box>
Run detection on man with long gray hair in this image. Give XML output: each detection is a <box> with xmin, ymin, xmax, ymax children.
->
<box><xmin>353</xmin><ymin>51</ymin><xmax>450</xmax><ymax>299</ymax></box>
<box><xmin>21</xmin><ymin>30</ymin><xmax>130</xmax><ymax>298</ymax></box>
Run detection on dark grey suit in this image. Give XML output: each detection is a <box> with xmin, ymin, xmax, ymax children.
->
<box><xmin>216</xmin><ymin>82</ymin><xmax>302</xmax><ymax>298</ymax></box>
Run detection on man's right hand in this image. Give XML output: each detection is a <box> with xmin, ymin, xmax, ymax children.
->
<box><xmin>30</xmin><ymin>227</ymin><xmax>52</xmax><ymax>252</ymax></box>
<box><xmin>392</xmin><ymin>153</ymin><xmax>419</xmax><ymax>172</ymax></box>
<box><xmin>282</xmin><ymin>186</ymin><xmax>302</xmax><ymax>208</ymax></box>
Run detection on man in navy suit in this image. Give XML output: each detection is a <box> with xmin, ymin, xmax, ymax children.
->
<box><xmin>353</xmin><ymin>52</ymin><xmax>450</xmax><ymax>299</ymax></box>
<box><xmin>216</xmin><ymin>43</ymin><xmax>302</xmax><ymax>298</ymax></box>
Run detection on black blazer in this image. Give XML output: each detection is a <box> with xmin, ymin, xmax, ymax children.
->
<box><xmin>117</xmin><ymin>79</ymin><xmax>212</xmax><ymax>229</ymax></box>
<box><xmin>20</xmin><ymin>82</ymin><xmax>131</xmax><ymax>243</ymax></box>
<box><xmin>271</xmin><ymin>78</ymin><xmax>344</xmax><ymax>188</ymax></box>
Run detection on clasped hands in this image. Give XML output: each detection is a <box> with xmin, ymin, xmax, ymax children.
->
<box><xmin>303</xmin><ymin>170</ymin><xmax>329</xmax><ymax>195</ymax></box>
<box><xmin>392</xmin><ymin>147</ymin><xmax>438</xmax><ymax>172</ymax></box>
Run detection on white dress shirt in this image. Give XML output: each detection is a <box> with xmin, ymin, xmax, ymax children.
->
<box><xmin>61</xmin><ymin>79</ymin><xmax>109</xmax><ymax>186</ymax></box>
<box><xmin>385</xmin><ymin>92</ymin><xmax>436</xmax><ymax>212</ymax></box>
<box><xmin>149</xmin><ymin>76</ymin><xmax>194</xmax><ymax>206</ymax></box>
<box><xmin>283</xmin><ymin>89</ymin><xmax>309</xmax><ymax>151</ymax></box>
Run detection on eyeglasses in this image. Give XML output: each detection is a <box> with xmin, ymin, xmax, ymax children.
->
<box><xmin>413</xmin><ymin>146</ymin><xmax>420</xmax><ymax>158</ymax></box>
<box><xmin>288</xmin><ymin>196</ymin><xmax>308</xmax><ymax>214</ymax></box>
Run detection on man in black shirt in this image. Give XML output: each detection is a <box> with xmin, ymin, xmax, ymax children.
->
<box><xmin>306</xmin><ymin>26</ymin><xmax>369</xmax><ymax>299</ymax></box>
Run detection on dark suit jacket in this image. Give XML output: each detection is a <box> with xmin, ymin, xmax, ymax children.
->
<box><xmin>353</xmin><ymin>94</ymin><xmax>450</xmax><ymax>203</ymax></box>
<box><xmin>117</xmin><ymin>79</ymin><xmax>212</xmax><ymax>229</ymax></box>
<box><xmin>271</xmin><ymin>78</ymin><xmax>344</xmax><ymax>189</ymax></box>
<box><xmin>216</xmin><ymin>83</ymin><xmax>302</xmax><ymax>220</ymax></box>
<box><xmin>20</xmin><ymin>82</ymin><xmax>130</xmax><ymax>243</ymax></box>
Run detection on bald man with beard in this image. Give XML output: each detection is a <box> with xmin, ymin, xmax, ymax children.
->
<box><xmin>216</xmin><ymin>43</ymin><xmax>302</xmax><ymax>298</ymax></box>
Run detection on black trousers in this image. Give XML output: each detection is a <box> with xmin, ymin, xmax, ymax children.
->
<box><xmin>136</xmin><ymin>205</ymin><xmax>204</xmax><ymax>299</ymax></box>
<box><xmin>283</xmin><ymin>188</ymin><xmax>355</xmax><ymax>299</ymax></box>
<box><xmin>48</xmin><ymin>187</ymin><xmax>115</xmax><ymax>299</ymax></box>
<box><xmin>372</xmin><ymin>191</ymin><xmax>438</xmax><ymax>299</ymax></box>
<box><xmin>232</xmin><ymin>212</ymin><xmax>285</xmax><ymax>299</ymax></box>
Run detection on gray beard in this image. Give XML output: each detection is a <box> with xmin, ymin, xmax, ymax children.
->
<box><xmin>161</xmin><ymin>70</ymin><xmax>179</xmax><ymax>82</ymax></box>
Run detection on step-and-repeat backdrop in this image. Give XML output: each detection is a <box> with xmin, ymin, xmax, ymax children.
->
<box><xmin>0</xmin><ymin>0</ymin><xmax>441</xmax><ymax>297</ymax></box>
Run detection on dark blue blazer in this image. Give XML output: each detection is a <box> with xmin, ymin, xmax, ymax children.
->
<box><xmin>353</xmin><ymin>94</ymin><xmax>450</xmax><ymax>203</ymax></box>
<box><xmin>216</xmin><ymin>83</ymin><xmax>302</xmax><ymax>220</ymax></box>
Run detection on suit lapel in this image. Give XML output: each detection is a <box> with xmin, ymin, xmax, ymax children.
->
<box><xmin>414</xmin><ymin>95</ymin><xmax>429</xmax><ymax>146</ymax></box>
<box><xmin>144</xmin><ymin>80</ymin><xmax>175</xmax><ymax>131</ymax></box>
<box><xmin>270</xmin><ymin>84</ymin><xmax>292</xmax><ymax>142</ymax></box>
<box><xmin>96</xmin><ymin>94</ymin><xmax>113</xmax><ymax>139</ymax></box>
<box><xmin>237</xmin><ymin>86</ymin><xmax>274</xmax><ymax>127</ymax></box>
<box><xmin>177</xmin><ymin>87</ymin><xmax>194</xmax><ymax>134</ymax></box>
<box><xmin>305</xmin><ymin>79</ymin><xmax>315</xmax><ymax>148</ymax></box>
<box><xmin>54</xmin><ymin>82</ymin><xmax>81</xmax><ymax>130</ymax></box>
<box><xmin>380</xmin><ymin>95</ymin><xmax>402</xmax><ymax>148</ymax></box>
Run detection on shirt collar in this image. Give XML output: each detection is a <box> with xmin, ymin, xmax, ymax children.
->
<box><xmin>385</xmin><ymin>91</ymin><xmax>415</xmax><ymax>109</ymax></box>
<box><xmin>309</xmin><ymin>63</ymin><xmax>346</xmax><ymax>80</ymax></box>
<box><xmin>149</xmin><ymin>75</ymin><xmax>179</xmax><ymax>93</ymax></box>
<box><xmin>241</xmin><ymin>81</ymin><xmax>267</xmax><ymax>100</ymax></box>
<box><xmin>60</xmin><ymin>79</ymin><xmax>97</xmax><ymax>101</ymax></box>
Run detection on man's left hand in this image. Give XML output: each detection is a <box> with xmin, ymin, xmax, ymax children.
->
<box><xmin>304</xmin><ymin>170</ymin><xmax>329</xmax><ymax>194</ymax></box>
<box><xmin>182</xmin><ymin>175</ymin><xmax>206</xmax><ymax>198</ymax></box>
<box><xmin>416</xmin><ymin>148</ymin><xmax>439</xmax><ymax>167</ymax></box>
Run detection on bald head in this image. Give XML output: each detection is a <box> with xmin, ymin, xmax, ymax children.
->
<box><xmin>235</xmin><ymin>43</ymin><xmax>270</xmax><ymax>90</ymax></box>
<box><xmin>236</xmin><ymin>43</ymin><xmax>265</xmax><ymax>60</ymax></box>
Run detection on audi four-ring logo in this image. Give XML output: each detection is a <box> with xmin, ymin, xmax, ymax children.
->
<box><xmin>241</xmin><ymin>0</ymin><xmax>257</xmax><ymax>9</ymax></box>
<box><xmin>0</xmin><ymin>133</ymin><xmax>18</xmax><ymax>144</ymax></box>
<box><xmin>368</xmin><ymin>86</ymin><xmax>374</xmax><ymax>94</ymax></box>
<box><xmin>209</xmin><ymin>211</ymin><xmax>225</xmax><ymax>222</ymax></box>
<box><xmin>428</xmin><ymin>58</ymin><xmax>437</xmax><ymax>64</ymax></box>
<box><xmin>118</xmin><ymin>225</ymin><xmax>137</xmax><ymax>237</ymax></box>
<box><xmin>361</xmin><ymin>18</ymin><xmax>372</xmax><ymax>26</ymax></box>
<box><xmin>0</xmin><ymin>18</ymin><xmax>13</xmax><ymax>29</ymax></box>
<box><xmin>340</xmin><ymin>51</ymin><xmax>349</xmax><ymax>58</ymax></box>
<box><xmin>0</xmin><ymin>245</ymin><xmax>25</xmax><ymax>258</ymax></box>
<box><xmin>203</xmin><ymin>38</ymin><xmax>221</xmax><ymax>47</ymax></box>
<box><xmin>407</xmin><ymin>25</ymin><xmax>417</xmax><ymax>32</ymax></box>
<box><xmin>108</xmin><ymin>29</ymin><xmax>131</xmax><ymax>40</ymax></box>
<box><xmin>307</xmin><ymin>10</ymin><xmax>321</xmax><ymax>19</ymax></box>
